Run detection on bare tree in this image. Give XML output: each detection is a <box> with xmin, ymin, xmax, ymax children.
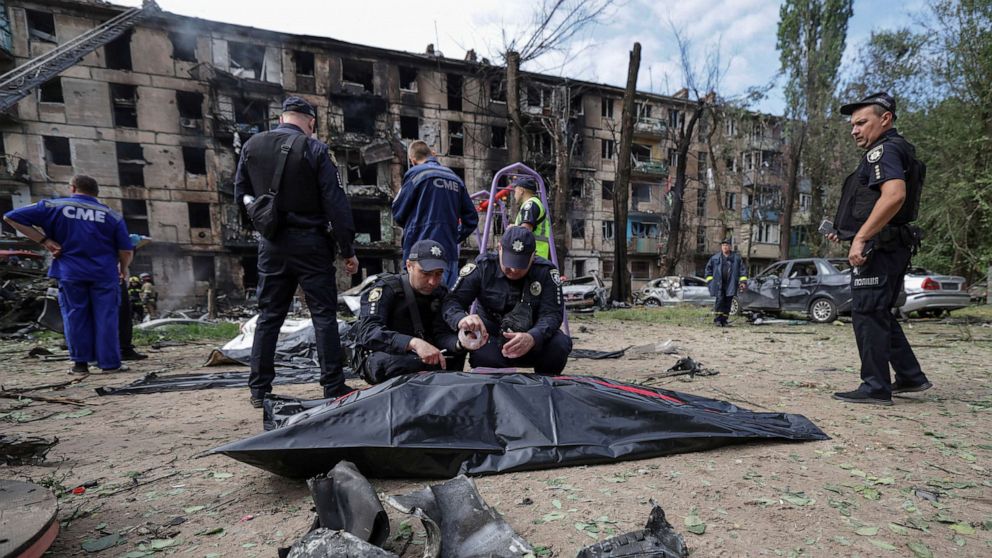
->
<box><xmin>611</xmin><ymin>42</ymin><xmax>641</xmax><ymax>303</ymax></box>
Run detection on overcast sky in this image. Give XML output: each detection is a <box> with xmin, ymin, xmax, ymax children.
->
<box><xmin>117</xmin><ymin>0</ymin><xmax>924</xmax><ymax>114</ymax></box>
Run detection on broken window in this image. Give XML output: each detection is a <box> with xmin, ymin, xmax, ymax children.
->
<box><xmin>446</xmin><ymin>74</ymin><xmax>462</xmax><ymax>111</ymax></box>
<box><xmin>601</xmin><ymin>139</ymin><xmax>615</xmax><ymax>159</ymax></box>
<box><xmin>0</xmin><ymin>195</ymin><xmax>14</xmax><ymax>234</ymax></box>
<box><xmin>26</xmin><ymin>10</ymin><xmax>56</xmax><ymax>43</ymax></box>
<box><xmin>571</xmin><ymin>219</ymin><xmax>585</xmax><ymax>239</ymax></box>
<box><xmin>340</xmin><ymin>150</ymin><xmax>374</xmax><ymax>185</ymax></box>
<box><xmin>43</xmin><ymin>136</ymin><xmax>71</xmax><ymax>166</ymax></box>
<box><xmin>187</xmin><ymin>202</ymin><xmax>211</xmax><ymax>228</ymax></box>
<box><xmin>399</xmin><ymin>66</ymin><xmax>417</xmax><ymax>92</ymax></box>
<box><xmin>176</xmin><ymin>91</ymin><xmax>204</xmax><ymax>127</ymax></box>
<box><xmin>229</xmin><ymin>41</ymin><xmax>265</xmax><ymax>80</ymax></box>
<box><xmin>110</xmin><ymin>83</ymin><xmax>138</xmax><ymax>128</ymax></box>
<box><xmin>668</xmin><ymin>148</ymin><xmax>679</xmax><ymax>168</ymax></box>
<box><xmin>340</xmin><ymin>97</ymin><xmax>377</xmax><ymax>135</ymax></box>
<box><xmin>602</xmin><ymin>219</ymin><xmax>615</xmax><ymax>241</ymax></box>
<box><xmin>725</xmin><ymin>192</ymin><xmax>737</xmax><ymax>210</ymax></box>
<box><xmin>449</xmin><ymin>166</ymin><xmax>465</xmax><ymax>181</ymax></box>
<box><xmin>696</xmin><ymin>189</ymin><xmax>707</xmax><ymax>217</ymax></box>
<box><xmin>105</xmin><ymin>30</ymin><xmax>132</xmax><ymax>71</ymax></box>
<box><xmin>169</xmin><ymin>32</ymin><xmax>197</xmax><ymax>62</ymax></box>
<box><xmin>182</xmin><ymin>146</ymin><xmax>207</xmax><ymax>175</ymax></box>
<box><xmin>631</xmin><ymin>260</ymin><xmax>650</xmax><ymax>279</ymax></box>
<box><xmin>573</xmin><ymin>259</ymin><xmax>585</xmax><ymax>277</ymax></box>
<box><xmin>491</xmin><ymin>126</ymin><xmax>506</xmax><ymax>149</ymax></box>
<box><xmin>669</xmin><ymin>109</ymin><xmax>683</xmax><ymax>129</ymax></box>
<box><xmin>233</xmin><ymin>98</ymin><xmax>268</xmax><ymax>134</ymax></box>
<box><xmin>489</xmin><ymin>79</ymin><xmax>506</xmax><ymax>103</ymax></box>
<box><xmin>635</xmin><ymin>102</ymin><xmax>652</xmax><ymax>119</ymax></box>
<box><xmin>570</xmin><ymin>177</ymin><xmax>583</xmax><ymax>198</ymax></box>
<box><xmin>571</xmin><ymin>94</ymin><xmax>584</xmax><ymax>115</ymax></box>
<box><xmin>295</xmin><ymin>51</ymin><xmax>315</xmax><ymax>93</ymax></box>
<box><xmin>192</xmin><ymin>256</ymin><xmax>215</xmax><ymax>282</ymax></box>
<box><xmin>632</xmin><ymin>143</ymin><xmax>651</xmax><ymax>162</ymax></box>
<box><xmin>400</xmin><ymin>116</ymin><xmax>419</xmax><ymax>139</ymax></box>
<box><xmin>632</xmin><ymin>183</ymin><xmax>652</xmax><ymax>204</ymax></box>
<box><xmin>352</xmin><ymin>208</ymin><xmax>382</xmax><ymax>243</ymax></box>
<box><xmin>448</xmin><ymin>121</ymin><xmax>464</xmax><ymax>157</ymax></box>
<box><xmin>342</xmin><ymin>59</ymin><xmax>374</xmax><ymax>92</ymax></box>
<box><xmin>697</xmin><ymin>151</ymin><xmax>708</xmax><ymax>181</ymax></box>
<box><xmin>122</xmin><ymin>199</ymin><xmax>149</xmax><ymax>236</ymax></box>
<box><xmin>527</xmin><ymin>85</ymin><xmax>542</xmax><ymax>107</ymax></box>
<box><xmin>601</xmin><ymin>180</ymin><xmax>614</xmax><ymax>201</ymax></box>
<box><xmin>39</xmin><ymin>78</ymin><xmax>63</xmax><ymax>103</ymax></box>
<box><xmin>528</xmin><ymin>132</ymin><xmax>551</xmax><ymax>156</ymax></box>
<box><xmin>116</xmin><ymin>142</ymin><xmax>144</xmax><ymax>187</ymax></box>
<box><xmin>601</xmin><ymin>97</ymin><xmax>614</xmax><ymax>119</ymax></box>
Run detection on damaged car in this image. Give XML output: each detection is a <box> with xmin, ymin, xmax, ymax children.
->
<box><xmin>636</xmin><ymin>276</ymin><xmax>715</xmax><ymax>307</ymax></box>
<box><xmin>562</xmin><ymin>273</ymin><xmax>608</xmax><ymax>310</ymax></box>
<box><xmin>899</xmin><ymin>267</ymin><xmax>970</xmax><ymax>318</ymax></box>
<box><xmin>737</xmin><ymin>258</ymin><xmax>852</xmax><ymax>323</ymax></box>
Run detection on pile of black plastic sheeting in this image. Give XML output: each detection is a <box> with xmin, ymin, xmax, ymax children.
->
<box><xmin>212</xmin><ymin>372</ymin><xmax>829</xmax><ymax>479</ymax></box>
<box><xmin>95</xmin><ymin>369</ymin><xmax>325</xmax><ymax>396</ymax></box>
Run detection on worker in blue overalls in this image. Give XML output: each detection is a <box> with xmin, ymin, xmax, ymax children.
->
<box><xmin>3</xmin><ymin>175</ymin><xmax>133</xmax><ymax>373</ymax></box>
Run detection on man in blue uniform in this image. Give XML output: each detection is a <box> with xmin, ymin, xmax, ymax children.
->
<box><xmin>829</xmin><ymin>92</ymin><xmax>931</xmax><ymax>406</ymax></box>
<box><xmin>442</xmin><ymin>227</ymin><xmax>572</xmax><ymax>374</ymax></box>
<box><xmin>392</xmin><ymin>140</ymin><xmax>478</xmax><ymax>286</ymax></box>
<box><xmin>704</xmin><ymin>239</ymin><xmax>747</xmax><ymax>326</ymax></box>
<box><xmin>350</xmin><ymin>239</ymin><xmax>463</xmax><ymax>384</ymax></box>
<box><xmin>235</xmin><ymin>97</ymin><xmax>358</xmax><ymax>407</ymax></box>
<box><xmin>3</xmin><ymin>175</ymin><xmax>132</xmax><ymax>373</ymax></box>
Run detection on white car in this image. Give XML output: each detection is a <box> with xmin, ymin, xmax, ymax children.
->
<box><xmin>636</xmin><ymin>276</ymin><xmax>715</xmax><ymax>307</ymax></box>
<box><xmin>562</xmin><ymin>274</ymin><xmax>608</xmax><ymax>309</ymax></box>
<box><xmin>899</xmin><ymin>268</ymin><xmax>970</xmax><ymax>317</ymax></box>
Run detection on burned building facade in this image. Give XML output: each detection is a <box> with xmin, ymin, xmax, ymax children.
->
<box><xmin>0</xmin><ymin>0</ymin><xmax>792</xmax><ymax>305</ymax></box>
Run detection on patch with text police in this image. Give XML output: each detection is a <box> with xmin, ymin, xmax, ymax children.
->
<box><xmin>852</xmin><ymin>271</ymin><xmax>886</xmax><ymax>289</ymax></box>
<box><xmin>550</xmin><ymin>269</ymin><xmax>562</xmax><ymax>286</ymax></box>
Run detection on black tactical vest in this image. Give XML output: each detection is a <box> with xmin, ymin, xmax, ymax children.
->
<box><xmin>243</xmin><ymin>131</ymin><xmax>322</xmax><ymax>214</ymax></box>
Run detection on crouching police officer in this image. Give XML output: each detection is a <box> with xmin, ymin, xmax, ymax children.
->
<box><xmin>830</xmin><ymin>92</ymin><xmax>932</xmax><ymax>406</ymax></box>
<box><xmin>350</xmin><ymin>240</ymin><xmax>463</xmax><ymax>384</ymax></box>
<box><xmin>442</xmin><ymin>227</ymin><xmax>572</xmax><ymax>374</ymax></box>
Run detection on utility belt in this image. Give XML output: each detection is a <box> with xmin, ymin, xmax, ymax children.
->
<box><xmin>877</xmin><ymin>223</ymin><xmax>924</xmax><ymax>255</ymax></box>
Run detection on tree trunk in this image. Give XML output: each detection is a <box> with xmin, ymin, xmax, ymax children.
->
<box><xmin>611</xmin><ymin>42</ymin><xmax>640</xmax><ymax>303</ymax></box>
<box><xmin>663</xmin><ymin>101</ymin><xmax>704</xmax><ymax>275</ymax></box>
<box><xmin>779</xmin><ymin>129</ymin><xmax>804</xmax><ymax>260</ymax></box>
<box><xmin>551</xmin><ymin>88</ymin><xmax>570</xmax><ymax>269</ymax></box>
<box><xmin>506</xmin><ymin>51</ymin><xmax>523</xmax><ymax>163</ymax></box>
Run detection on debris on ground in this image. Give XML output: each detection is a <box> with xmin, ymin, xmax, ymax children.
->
<box><xmin>641</xmin><ymin>357</ymin><xmax>719</xmax><ymax>384</ymax></box>
<box><xmin>0</xmin><ymin>433</ymin><xmax>59</xmax><ymax>465</ymax></box>
<box><xmin>214</xmin><ymin>372</ymin><xmax>828</xmax><ymax>479</ymax></box>
<box><xmin>626</xmin><ymin>340</ymin><xmax>682</xmax><ymax>359</ymax></box>
<box><xmin>576</xmin><ymin>502</ymin><xmax>689</xmax><ymax>558</ymax></box>
<box><xmin>308</xmin><ymin>461</ymin><xmax>390</xmax><ymax>546</ymax></box>
<box><xmin>571</xmin><ymin>347</ymin><xmax>630</xmax><ymax>360</ymax></box>
<box><xmin>94</xmin><ymin>367</ymin><xmax>356</xmax><ymax>396</ymax></box>
<box><xmin>135</xmin><ymin>318</ymin><xmax>214</xmax><ymax>330</ymax></box>
<box><xmin>205</xmin><ymin>315</ymin><xmax>352</xmax><ymax>369</ymax></box>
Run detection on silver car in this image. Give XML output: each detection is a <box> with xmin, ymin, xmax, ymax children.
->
<box><xmin>637</xmin><ymin>276</ymin><xmax>715</xmax><ymax>307</ymax></box>
<box><xmin>899</xmin><ymin>267</ymin><xmax>970</xmax><ymax>317</ymax></box>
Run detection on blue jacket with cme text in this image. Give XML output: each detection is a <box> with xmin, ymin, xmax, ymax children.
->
<box><xmin>392</xmin><ymin>157</ymin><xmax>478</xmax><ymax>262</ymax></box>
<box><xmin>4</xmin><ymin>194</ymin><xmax>131</xmax><ymax>282</ymax></box>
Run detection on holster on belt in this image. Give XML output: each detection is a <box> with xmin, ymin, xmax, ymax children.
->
<box><xmin>879</xmin><ymin>223</ymin><xmax>924</xmax><ymax>255</ymax></box>
<box><xmin>500</xmin><ymin>300</ymin><xmax>534</xmax><ymax>335</ymax></box>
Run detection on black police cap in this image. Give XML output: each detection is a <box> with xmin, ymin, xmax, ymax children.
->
<box><xmin>408</xmin><ymin>239</ymin><xmax>447</xmax><ymax>272</ymax></box>
<box><xmin>840</xmin><ymin>91</ymin><xmax>897</xmax><ymax>119</ymax></box>
<box><xmin>500</xmin><ymin>227</ymin><xmax>537</xmax><ymax>269</ymax></box>
<box><xmin>282</xmin><ymin>96</ymin><xmax>316</xmax><ymax>117</ymax></box>
<box><xmin>510</xmin><ymin>175</ymin><xmax>538</xmax><ymax>191</ymax></box>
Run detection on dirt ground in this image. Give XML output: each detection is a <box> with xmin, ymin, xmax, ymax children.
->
<box><xmin>3</xmin><ymin>312</ymin><xmax>991</xmax><ymax>557</ymax></box>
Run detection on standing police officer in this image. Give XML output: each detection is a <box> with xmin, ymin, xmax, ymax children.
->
<box><xmin>704</xmin><ymin>239</ymin><xmax>747</xmax><ymax>327</ymax></box>
<box><xmin>3</xmin><ymin>175</ymin><xmax>132</xmax><ymax>373</ymax></box>
<box><xmin>830</xmin><ymin>92</ymin><xmax>932</xmax><ymax>406</ymax></box>
<box><xmin>511</xmin><ymin>175</ymin><xmax>551</xmax><ymax>261</ymax></box>
<box><xmin>442</xmin><ymin>227</ymin><xmax>572</xmax><ymax>374</ymax></box>
<box><xmin>235</xmin><ymin>97</ymin><xmax>358</xmax><ymax>407</ymax></box>
<box><xmin>392</xmin><ymin>140</ymin><xmax>478</xmax><ymax>286</ymax></box>
<box><xmin>350</xmin><ymin>239</ymin><xmax>463</xmax><ymax>384</ymax></box>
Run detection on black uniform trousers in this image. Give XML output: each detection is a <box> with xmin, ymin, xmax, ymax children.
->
<box><xmin>469</xmin><ymin>328</ymin><xmax>573</xmax><ymax>375</ymax></box>
<box><xmin>118</xmin><ymin>280</ymin><xmax>135</xmax><ymax>354</ymax></box>
<box><xmin>713</xmin><ymin>293</ymin><xmax>733</xmax><ymax>320</ymax></box>
<box><xmin>250</xmin><ymin>228</ymin><xmax>344</xmax><ymax>397</ymax></box>
<box><xmin>362</xmin><ymin>352</ymin><xmax>467</xmax><ymax>385</ymax></box>
<box><xmin>851</xmin><ymin>243</ymin><xmax>928</xmax><ymax>399</ymax></box>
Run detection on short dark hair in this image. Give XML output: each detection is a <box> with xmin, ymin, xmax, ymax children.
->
<box><xmin>71</xmin><ymin>175</ymin><xmax>99</xmax><ymax>196</ymax></box>
<box><xmin>407</xmin><ymin>140</ymin><xmax>432</xmax><ymax>162</ymax></box>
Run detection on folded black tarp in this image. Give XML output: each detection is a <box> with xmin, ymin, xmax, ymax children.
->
<box><xmin>212</xmin><ymin>372</ymin><xmax>829</xmax><ymax>479</ymax></box>
<box><xmin>95</xmin><ymin>368</ymin><xmax>355</xmax><ymax>396</ymax></box>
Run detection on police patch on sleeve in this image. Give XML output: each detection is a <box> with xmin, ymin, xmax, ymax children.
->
<box><xmin>550</xmin><ymin>269</ymin><xmax>562</xmax><ymax>286</ymax></box>
<box><xmin>367</xmin><ymin>287</ymin><xmax>382</xmax><ymax>302</ymax></box>
<box><xmin>866</xmin><ymin>145</ymin><xmax>883</xmax><ymax>163</ymax></box>
<box><xmin>530</xmin><ymin>281</ymin><xmax>542</xmax><ymax>296</ymax></box>
<box><xmin>459</xmin><ymin>263</ymin><xmax>477</xmax><ymax>277</ymax></box>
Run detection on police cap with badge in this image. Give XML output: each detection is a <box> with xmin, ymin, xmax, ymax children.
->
<box><xmin>840</xmin><ymin>91</ymin><xmax>897</xmax><ymax>120</ymax></box>
<box><xmin>510</xmin><ymin>175</ymin><xmax>538</xmax><ymax>192</ymax></box>
<box><xmin>282</xmin><ymin>96</ymin><xmax>317</xmax><ymax>118</ymax></box>
<box><xmin>500</xmin><ymin>227</ymin><xmax>537</xmax><ymax>269</ymax></box>
<box><xmin>408</xmin><ymin>239</ymin><xmax>447</xmax><ymax>271</ymax></box>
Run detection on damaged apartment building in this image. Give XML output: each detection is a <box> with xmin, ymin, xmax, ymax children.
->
<box><xmin>0</xmin><ymin>0</ymin><xmax>794</xmax><ymax>305</ymax></box>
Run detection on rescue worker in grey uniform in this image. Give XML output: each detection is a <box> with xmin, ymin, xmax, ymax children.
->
<box><xmin>350</xmin><ymin>240</ymin><xmax>463</xmax><ymax>384</ymax></box>
<box><xmin>442</xmin><ymin>227</ymin><xmax>572</xmax><ymax>374</ymax></box>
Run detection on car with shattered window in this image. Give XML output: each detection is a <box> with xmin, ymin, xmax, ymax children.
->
<box><xmin>562</xmin><ymin>273</ymin><xmax>609</xmax><ymax>310</ymax></box>
<box><xmin>898</xmin><ymin>267</ymin><xmax>970</xmax><ymax>318</ymax></box>
<box><xmin>636</xmin><ymin>276</ymin><xmax>715</xmax><ymax>307</ymax></box>
<box><xmin>736</xmin><ymin>258</ymin><xmax>852</xmax><ymax>323</ymax></box>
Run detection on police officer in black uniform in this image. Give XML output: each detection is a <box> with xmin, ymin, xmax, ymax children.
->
<box><xmin>830</xmin><ymin>92</ymin><xmax>932</xmax><ymax>406</ymax></box>
<box><xmin>442</xmin><ymin>227</ymin><xmax>572</xmax><ymax>374</ymax></box>
<box><xmin>350</xmin><ymin>239</ymin><xmax>463</xmax><ymax>384</ymax></box>
<box><xmin>235</xmin><ymin>97</ymin><xmax>358</xmax><ymax>407</ymax></box>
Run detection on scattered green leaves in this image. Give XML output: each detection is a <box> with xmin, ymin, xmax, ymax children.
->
<box><xmin>907</xmin><ymin>541</ymin><xmax>933</xmax><ymax>558</ymax></box>
<box><xmin>81</xmin><ymin>534</ymin><xmax>122</xmax><ymax>552</ymax></box>
<box><xmin>683</xmin><ymin>511</ymin><xmax>706</xmax><ymax>535</ymax></box>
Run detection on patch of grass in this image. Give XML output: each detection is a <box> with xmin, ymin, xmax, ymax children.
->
<box><xmin>954</xmin><ymin>304</ymin><xmax>992</xmax><ymax>321</ymax></box>
<box><xmin>593</xmin><ymin>305</ymin><xmax>713</xmax><ymax>326</ymax></box>
<box><xmin>133</xmin><ymin>322</ymin><xmax>241</xmax><ymax>346</ymax></box>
